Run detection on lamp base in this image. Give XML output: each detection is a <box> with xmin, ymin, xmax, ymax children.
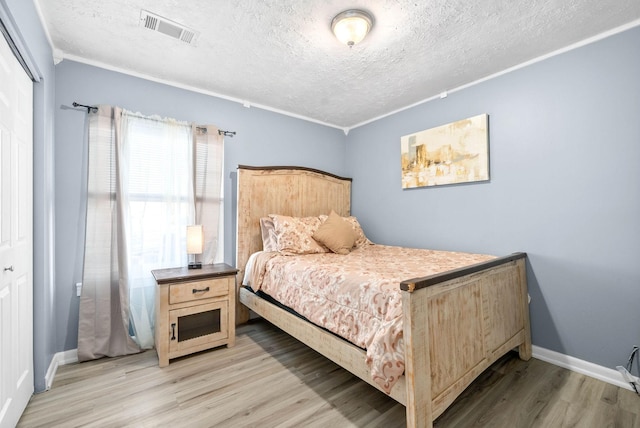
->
<box><xmin>188</xmin><ymin>262</ymin><xmax>202</xmax><ymax>269</ymax></box>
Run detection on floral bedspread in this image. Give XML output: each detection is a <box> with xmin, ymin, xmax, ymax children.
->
<box><xmin>248</xmin><ymin>244</ymin><xmax>495</xmax><ymax>393</ymax></box>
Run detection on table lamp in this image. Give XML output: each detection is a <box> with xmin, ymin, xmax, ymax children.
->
<box><xmin>186</xmin><ymin>225</ymin><xmax>203</xmax><ymax>269</ymax></box>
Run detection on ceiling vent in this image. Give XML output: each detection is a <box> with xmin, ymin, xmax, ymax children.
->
<box><xmin>139</xmin><ymin>10</ymin><xmax>198</xmax><ymax>45</ymax></box>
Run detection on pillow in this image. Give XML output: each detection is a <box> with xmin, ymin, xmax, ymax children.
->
<box><xmin>319</xmin><ymin>213</ymin><xmax>372</xmax><ymax>248</ymax></box>
<box><xmin>259</xmin><ymin>217</ymin><xmax>277</xmax><ymax>252</ymax></box>
<box><xmin>344</xmin><ymin>216</ymin><xmax>373</xmax><ymax>248</ymax></box>
<box><xmin>269</xmin><ymin>214</ymin><xmax>328</xmax><ymax>255</ymax></box>
<box><xmin>313</xmin><ymin>210</ymin><xmax>356</xmax><ymax>254</ymax></box>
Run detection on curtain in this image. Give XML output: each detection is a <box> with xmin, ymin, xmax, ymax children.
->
<box><xmin>194</xmin><ymin>125</ymin><xmax>224</xmax><ymax>265</ymax></box>
<box><xmin>77</xmin><ymin>106</ymin><xmax>140</xmax><ymax>361</ymax></box>
<box><xmin>78</xmin><ymin>106</ymin><xmax>224</xmax><ymax>361</ymax></box>
<box><xmin>119</xmin><ymin>112</ymin><xmax>193</xmax><ymax>349</ymax></box>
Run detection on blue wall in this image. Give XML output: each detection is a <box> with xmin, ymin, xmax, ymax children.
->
<box><xmin>346</xmin><ymin>26</ymin><xmax>640</xmax><ymax>370</ymax></box>
<box><xmin>53</xmin><ymin>60</ymin><xmax>348</xmax><ymax>356</ymax></box>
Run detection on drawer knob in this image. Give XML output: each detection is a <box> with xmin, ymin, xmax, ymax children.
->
<box><xmin>192</xmin><ymin>286</ymin><xmax>210</xmax><ymax>294</ymax></box>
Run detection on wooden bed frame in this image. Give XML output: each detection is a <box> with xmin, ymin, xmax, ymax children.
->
<box><xmin>235</xmin><ymin>165</ymin><xmax>531</xmax><ymax>428</ymax></box>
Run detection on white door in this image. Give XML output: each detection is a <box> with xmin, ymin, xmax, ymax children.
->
<box><xmin>0</xmin><ymin>31</ymin><xmax>34</xmax><ymax>428</ymax></box>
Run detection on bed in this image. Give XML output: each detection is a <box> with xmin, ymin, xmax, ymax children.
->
<box><xmin>235</xmin><ymin>165</ymin><xmax>531</xmax><ymax>428</ymax></box>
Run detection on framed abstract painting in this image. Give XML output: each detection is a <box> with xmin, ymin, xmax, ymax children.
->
<box><xmin>401</xmin><ymin>114</ymin><xmax>489</xmax><ymax>189</ymax></box>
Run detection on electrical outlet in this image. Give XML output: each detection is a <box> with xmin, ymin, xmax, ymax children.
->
<box><xmin>76</xmin><ymin>282</ymin><xmax>82</xmax><ymax>297</ymax></box>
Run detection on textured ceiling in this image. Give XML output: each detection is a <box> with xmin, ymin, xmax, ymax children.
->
<box><xmin>36</xmin><ymin>0</ymin><xmax>640</xmax><ymax>130</ymax></box>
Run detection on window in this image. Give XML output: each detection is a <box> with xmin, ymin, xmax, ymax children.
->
<box><xmin>78</xmin><ymin>106</ymin><xmax>224</xmax><ymax>360</ymax></box>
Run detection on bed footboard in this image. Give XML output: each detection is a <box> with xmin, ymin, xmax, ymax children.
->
<box><xmin>235</xmin><ymin>165</ymin><xmax>531</xmax><ymax>428</ymax></box>
<box><xmin>401</xmin><ymin>252</ymin><xmax>530</xmax><ymax>428</ymax></box>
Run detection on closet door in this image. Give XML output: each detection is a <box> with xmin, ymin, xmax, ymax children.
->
<box><xmin>0</xmin><ymin>31</ymin><xmax>34</xmax><ymax>428</ymax></box>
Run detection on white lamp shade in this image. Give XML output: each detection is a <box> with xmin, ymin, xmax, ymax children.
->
<box><xmin>331</xmin><ymin>10</ymin><xmax>373</xmax><ymax>47</ymax></box>
<box><xmin>186</xmin><ymin>225</ymin><xmax>204</xmax><ymax>255</ymax></box>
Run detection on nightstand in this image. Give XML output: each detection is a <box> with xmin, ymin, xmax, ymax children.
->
<box><xmin>152</xmin><ymin>263</ymin><xmax>238</xmax><ymax>367</ymax></box>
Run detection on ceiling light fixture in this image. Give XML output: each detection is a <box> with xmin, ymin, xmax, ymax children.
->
<box><xmin>331</xmin><ymin>9</ymin><xmax>374</xmax><ymax>47</ymax></box>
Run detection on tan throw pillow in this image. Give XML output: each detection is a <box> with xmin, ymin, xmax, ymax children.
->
<box><xmin>319</xmin><ymin>213</ymin><xmax>372</xmax><ymax>248</ymax></box>
<box><xmin>343</xmin><ymin>215</ymin><xmax>373</xmax><ymax>248</ymax></box>
<box><xmin>313</xmin><ymin>210</ymin><xmax>356</xmax><ymax>254</ymax></box>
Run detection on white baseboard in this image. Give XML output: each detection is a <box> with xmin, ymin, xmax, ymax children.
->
<box><xmin>44</xmin><ymin>349</ymin><xmax>78</xmax><ymax>391</ymax></box>
<box><xmin>533</xmin><ymin>345</ymin><xmax>639</xmax><ymax>392</ymax></box>
<box><xmin>45</xmin><ymin>346</ymin><xmax>638</xmax><ymax>394</ymax></box>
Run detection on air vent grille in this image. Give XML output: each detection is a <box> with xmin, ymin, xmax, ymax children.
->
<box><xmin>140</xmin><ymin>10</ymin><xmax>199</xmax><ymax>45</ymax></box>
<box><xmin>142</xmin><ymin>14</ymin><xmax>158</xmax><ymax>30</ymax></box>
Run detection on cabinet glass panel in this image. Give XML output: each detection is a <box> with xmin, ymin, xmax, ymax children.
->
<box><xmin>178</xmin><ymin>308</ymin><xmax>221</xmax><ymax>342</ymax></box>
<box><xmin>168</xmin><ymin>300</ymin><xmax>228</xmax><ymax>354</ymax></box>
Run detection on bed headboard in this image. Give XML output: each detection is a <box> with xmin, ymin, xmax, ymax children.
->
<box><xmin>235</xmin><ymin>165</ymin><xmax>352</xmax><ymax>322</ymax></box>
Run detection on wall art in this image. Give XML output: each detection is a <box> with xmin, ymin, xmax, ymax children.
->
<box><xmin>401</xmin><ymin>114</ymin><xmax>489</xmax><ymax>189</ymax></box>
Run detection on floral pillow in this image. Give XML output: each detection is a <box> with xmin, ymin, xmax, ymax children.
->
<box><xmin>259</xmin><ymin>217</ymin><xmax>278</xmax><ymax>252</ymax></box>
<box><xmin>269</xmin><ymin>214</ymin><xmax>328</xmax><ymax>255</ymax></box>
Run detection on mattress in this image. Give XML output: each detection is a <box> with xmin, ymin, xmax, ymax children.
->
<box><xmin>245</xmin><ymin>244</ymin><xmax>495</xmax><ymax>393</ymax></box>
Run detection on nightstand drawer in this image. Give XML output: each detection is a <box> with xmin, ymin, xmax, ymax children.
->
<box><xmin>169</xmin><ymin>277</ymin><xmax>230</xmax><ymax>304</ymax></box>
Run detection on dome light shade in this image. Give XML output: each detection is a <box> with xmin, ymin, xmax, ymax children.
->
<box><xmin>331</xmin><ymin>9</ymin><xmax>373</xmax><ymax>47</ymax></box>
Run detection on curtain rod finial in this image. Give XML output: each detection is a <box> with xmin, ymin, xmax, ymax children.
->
<box><xmin>72</xmin><ymin>102</ymin><xmax>97</xmax><ymax>113</ymax></box>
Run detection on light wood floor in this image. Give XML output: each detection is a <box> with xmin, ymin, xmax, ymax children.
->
<box><xmin>18</xmin><ymin>320</ymin><xmax>639</xmax><ymax>427</ymax></box>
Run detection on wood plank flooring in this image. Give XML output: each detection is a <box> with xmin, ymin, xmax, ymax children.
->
<box><xmin>18</xmin><ymin>320</ymin><xmax>639</xmax><ymax>427</ymax></box>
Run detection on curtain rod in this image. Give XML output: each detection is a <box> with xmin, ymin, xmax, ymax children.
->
<box><xmin>72</xmin><ymin>102</ymin><xmax>97</xmax><ymax>113</ymax></box>
<box><xmin>73</xmin><ymin>102</ymin><xmax>236</xmax><ymax>137</ymax></box>
<box><xmin>196</xmin><ymin>126</ymin><xmax>236</xmax><ymax>138</ymax></box>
